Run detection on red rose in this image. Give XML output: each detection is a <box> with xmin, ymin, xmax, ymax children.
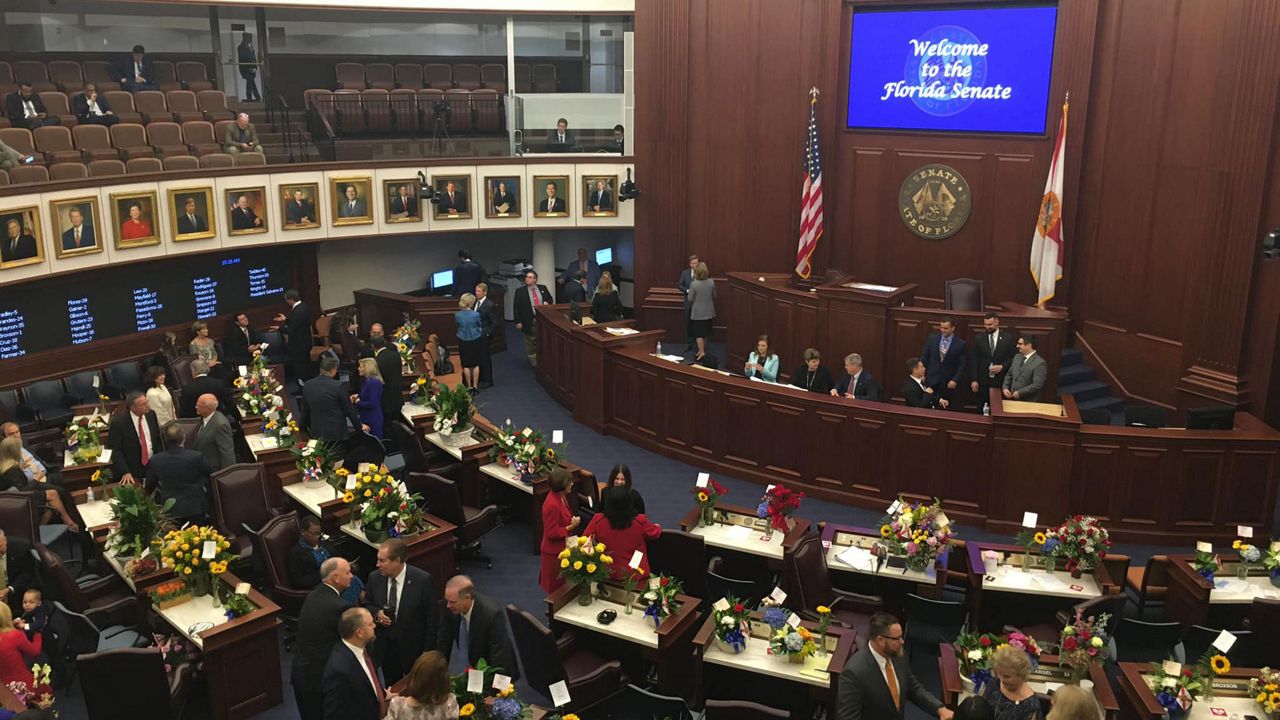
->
<box><xmin>659</xmin><ymin>577</ymin><xmax>670</xmax><ymax>587</ymax></box>
<box><xmin>734</xmin><ymin>603</ymin><xmax>744</xmax><ymax>613</ymax></box>
<box><xmin>979</xmin><ymin>636</ymin><xmax>991</xmax><ymax>647</ymax></box>
<box><xmin>1183</xmin><ymin>669</ymin><xmax>1192</xmax><ymax>677</ymax></box>
<box><xmin>1062</xmin><ymin>636</ymin><xmax>1077</xmax><ymax>651</ymax></box>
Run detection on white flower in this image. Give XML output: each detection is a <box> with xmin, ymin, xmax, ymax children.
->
<box><xmin>643</xmin><ymin>591</ymin><xmax>657</xmax><ymax>602</ymax></box>
<box><xmin>522</xmin><ymin>428</ymin><xmax>532</xmax><ymax>437</ymax></box>
<box><xmin>524</xmin><ymin>443</ymin><xmax>536</xmax><ymax>454</ymax></box>
<box><xmin>303</xmin><ymin>447</ymin><xmax>314</xmax><ymax>457</ymax></box>
<box><xmin>968</xmin><ymin>649</ymin><xmax>984</xmax><ymax>661</ymax></box>
<box><xmin>720</xmin><ymin>616</ymin><xmax>736</xmax><ymax>627</ymax></box>
<box><xmin>388</xmin><ymin>511</ymin><xmax>399</xmax><ymax>519</ymax></box>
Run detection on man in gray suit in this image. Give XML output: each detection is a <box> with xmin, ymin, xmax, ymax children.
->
<box><xmin>1002</xmin><ymin>335</ymin><xmax>1047</xmax><ymax>402</ymax></box>
<box><xmin>193</xmin><ymin>394</ymin><xmax>236</xmax><ymax>471</ymax></box>
<box><xmin>337</xmin><ymin>184</ymin><xmax>367</xmax><ymax>218</ymax></box>
<box><xmin>837</xmin><ymin>612</ymin><xmax>952</xmax><ymax>720</ymax></box>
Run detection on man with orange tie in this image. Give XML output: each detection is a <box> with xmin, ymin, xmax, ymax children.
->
<box><xmin>107</xmin><ymin>391</ymin><xmax>165</xmax><ymax>486</ymax></box>
<box><xmin>836</xmin><ymin>612</ymin><xmax>952</xmax><ymax>720</ymax></box>
<box><xmin>512</xmin><ymin>269</ymin><xmax>552</xmax><ymax>367</ymax></box>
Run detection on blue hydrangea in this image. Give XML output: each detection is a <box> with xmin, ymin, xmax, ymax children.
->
<box><xmin>762</xmin><ymin>607</ymin><xmax>788</xmax><ymax>630</ymax></box>
<box><xmin>756</xmin><ymin>501</ymin><xmax>769</xmax><ymax>519</ymax></box>
<box><xmin>1243</xmin><ymin>546</ymin><xmax>1261</xmax><ymax>563</ymax></box>
<box><xmin>490</xmin><ymin>697</ymin><xmax>523</xmax><ymax>720</ymax></box>
<box><xmin>1042</xmin><ymin>538</ymin><xmax>1060</xmax><ymax>553</ymax></box>
<box><xmin>784</xmin><ymin>632</ymin><xmax>805</xmax><ymax>651</ymax></box>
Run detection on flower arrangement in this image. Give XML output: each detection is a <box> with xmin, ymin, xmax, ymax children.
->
<box><xmin>1191</xmin><ymin>546</ymin><xmax>1220</xmax><ymax>582</ymax></box>
<box><xmin>223</xmin><ymin>592</ymin><xmax>254</xmax><ymax>620</ymax></box>
<box><xmin>488</xmin><ymin>683</ymin><xmax>527</xmax><ymax>720</ymax></box>
<box><xmin>393</xmin><ymin>315</ymin><xmax>421</xmax><ymax>371</ymax></box>
<box><xmin>6</xmin><ymin>663</ymin><xmax>54</xmax><ymax>710</ymax></box>
<box><xmin>1151</xmin><ymin>660</ymin><xmax>1204</xmax><ymax>714</ymax></box>
<box><xmin>149</xmin><ymin>580</ymin><xmax>192</xmax><ymax>609</ymax></box>
<box><xmin>430</xmin><ymin>381</ymin><xmax>474</xmax><ymax>435</ymax></box>
<box><xmin>449</xmin><ymin>657</ymin><xmax>505</xmax><ymax>711</ymax></box>
<box><xmin>340</xmin><ymin>469</ymin><xmax>428</xmax><ymax>542</ymax></box>
<box><xmin>621</xmin><ymin>566</ymin><xmax>646</xmax><ymax>614</ymax></box>
<box><xmin>1004</xmin><ymin>631</ymin><xmax>1043</xmax><ymax>669</ymax></box>
<box><xmin>1057</xmin><ymin>611</ymin><xmax>1111</xmax><ymax>681</ymax></box>
<box><xmin>879</xmin><ymin>496</ymin><xmax>954</xmax><ymax>572</ymax></box>
<box><xmin>489</xmin><ymin>420</ymin><xmax>561</xmax><ymax>479</ymax></box>
<box><xmin>262</xmin><ymin>412</ymin><xmax>299</xmax><ymax>445</ymax></box>
<box><xmin>234</xmin><ymin>350</ymin><xmax>285</xmax><ymax>418</ymax></box>
<box><xmin>411</xmin><ymin>375</ymin><xmax>431</xmax><ymax>404</ymax></box>
<box><xmin>640</xmin><ymin>574</ymin><xmax>682</xmax><ymax>628</ymax></box>
<box><xmin>1014</xmin><ymin>527</ymin><xmax>1047</xmax><ymax>570</ymax></box>
<box><xmin>1248</xmin><ymin>667</ymin><xmax>1280</xmax><ymax>716</ymax></box>
<box><xmin>1045</xmin><ymin>515</ymin><xmax>1111</xmax><ymax>576</ymax></box>
<box><xmin>769</xmin><ymin>624</ymin><xmax>817</xmax><ymax>663</ymax></box>
<box><xmin>65</xmin><ymin>415</ymin><xmax>106</xmax><ymax>463</ymax></box>
<box><xmin>756</xmin><ymin>484</ymin><xmax>804</xmax><ymax>536</ymax></box>
<box><xmin>1234</xmin><ymin>538</ymin><xmax>1262</xmax><ymax>579</ymax></box>
<box><xmin>558</xmin><ymin>536</ymin><xmax>614</xmax><ymax>605</ymax></box>
<box><xmin>291</xmin><ymin>440</ymin><xmax>341</xmax><ymax>491</ymax></box>
<box><xmin>125</xmin><ymin>553</ymin><xmax>159</xmax><ymax>580</ymax></box>
<box><xmin>158</xmin><ymin>525</ymin><xmax>235</xmax><ymax>599</ymax></box>
<box><xmin>762</xmin><ymin>603</ymin><xmax>790</xmax><ymax>632</ymax></box>
<box><xmin>1266</xmin><ymin>540</ymin><xmax>1280</xmax><ymax>585</ymax></box>
<box><xmin>106</xmin><ymin>483</ymin><xmax>173</xmax><ymax>558</ymax></box>
<box><xmin>692</xmin><ymin>477</ymin><xmax>728</xmax><ymax>527</ymax></box>
<box><xmin>712</xmin><ymin>595</ymin><xmax>751</xmax><ymax>653</ymax></box>
<box><xmin>954</xmin><ymin>631</ymin><xmax>1002</xmax><ymax>691</ymax></box>
<box><xmin>153</xmin><ymin>633</ymin><xmax>198</xmax><ymax>676</ymax></box>
<box><xmin>90</xmin><ymin>467</ymin><xmax>113</xmax><ymax>486</ymax></box>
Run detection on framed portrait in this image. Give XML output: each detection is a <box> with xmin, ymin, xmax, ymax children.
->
<box><xmin>166</xmin><ymin>186</ymin><xmax>216</xmax><ymax>242</ymax></box>
<box><xmin>432</xmin><ymin>175</ymin><xmax>471</xmax><ymax>220</ymax></box>
<box><xmin>50</xmin><ymin>197</ymin><xmax>103</xmax><ymax>259</ymax></box>
<box><xmin>225</xmin><ymin>186</ymin><xmax>269</xmax><ymax>235</ymax></box>
<box><xmin>382</xmin><ymin>179</ymin><xmax>422</xmax><ymax>224</ymax></box>
<box><xmin>110</xmin><ymin>191</ymin><xmax>161</xmax><ymax>249</ymax></box>
<box><xmin>533</xmin><ymin>175</ymin><xmax>570</xmax><ymax>217</ymax></box>
<box><xmin>582</xmin><ymin>175</ymin><xmax>619</xmax><ymax>217</ymax></box>
<box><xmin>331</xmin><ymin>176</ymin><xmax>373</xmax><ymax>226</ymax></box>
<box><xmin>280</xmin><ymin>182</ymin><xmax>321</xmax><ymax>230</ymax></box>
<box><xmin>484</xmin><ymin>176</ymin><xmax>521</xmax><ymax>218</ymax></box>
<box><xmin>0</xmin><ymin>206</ymin><xmax>44</xmax><ymax>269</ymax></box>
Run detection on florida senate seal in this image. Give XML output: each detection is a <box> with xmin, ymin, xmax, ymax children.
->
<box><xmin>899</xmin><ymin>164</ymin><xmax>972</xmax><ymax>240</ymax></box>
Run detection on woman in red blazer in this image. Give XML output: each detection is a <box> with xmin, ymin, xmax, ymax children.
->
<box><xmin>0</xmin><ymin>604</ymin><xmax>42</xmax><ymax>689</ymax></box>
<box><xmin>583</xmin><ymin>486</ymin><xmax>661</xmax><ymax>581</ymax></box>
<box><xmin>539</xmin><ymin>469</ymin><xmax>580</xmax><ymax>594</ymax></box>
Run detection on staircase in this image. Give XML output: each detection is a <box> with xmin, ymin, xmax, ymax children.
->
<box><xmin>229</xmin><ymin>100</ymin><xmax>322</xmax><ymax>164</ymax></box>
<box><xmin>1057</xmin><ymin>347</ymin><xmax>1124</xmax><ymax>423</ymax></box>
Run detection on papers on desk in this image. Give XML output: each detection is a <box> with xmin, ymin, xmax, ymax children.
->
<box><xmin>604</xmin><ymin>327</ymin><xmax>639</xmax><ymax>336</ymax></box>
<box><xmin>1214</xmin><ymin>578</ymin><xmax>1252</xmax><ymax>594</ymax></box>
<box><xmin>997</xmin><ymin>568</ymin><xmax>1035</xmax><ymax>589</ymax></box>
<box><xmin>655</xmin><ymin>353</ymin><xmax>687</xmax><ymax>363</ymax></box>
<box><xmin>726</xmin><ymin>525</ymin><xmax>756</xmax><ymax>541</ymax></box>
<box><xmin>837</xmin><ymin>546</ymin><xmax>877</xmax><ymax>572</ymax></box>
<box><xmin>1032</xmin><ymin>573</ymin><xmax>1069</xmax><ymax>592</ymax></box>
<box><xmin>844</xmin><ymin>281</ymin><xmax>899</xmax><ymax>293</ymax></box>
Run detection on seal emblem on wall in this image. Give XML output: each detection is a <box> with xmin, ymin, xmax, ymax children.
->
<box><xmin>898</xmin><ymin>163</ymin><xmax>971</xmax><ymax>239</ymax></box>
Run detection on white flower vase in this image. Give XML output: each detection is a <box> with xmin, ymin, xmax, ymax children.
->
<box><xmin>714</xmin><ymin>635</ymin><xmax>747</xmax><ymax>654</ymax></box>
<box><xmin>440</xmin><ymin>425</ymin><xmax>474</xmax><ymax>447</ymax></box>
<box><xmin>961</xmin><ymin>675</ymin><xmax>976</xmax><ymax>693</ymax></box>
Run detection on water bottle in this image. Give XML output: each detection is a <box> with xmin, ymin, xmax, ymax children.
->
<box><xmin>656</xmin><ymin>341</ymin><xmax>662</xmax><ymax>357</ymax></box>
<box><xmin>982</xmin><ymin>402</ymin><xmax>990</xmax><ymax>416</ymax></box>
<box><xmin>86</xmin><ymin>486</ymin><xmax>95</xmax><ymax>503</ymax></box>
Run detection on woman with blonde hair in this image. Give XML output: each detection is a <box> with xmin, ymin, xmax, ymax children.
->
<box><xmin>981</xmin><ymin>644</ymin><xmax>1041</xmax><ymax>720</ymax></box>
<box><xmin>0</xmin><ymin>599</ymin><xmax>42</xmax><ymax>688</ymax></box>
<box><xmin>455</xmin><ymin>293</ymin><xmax>483</xmax><ymax>392</ymax></box>
<box><xmin>0</xmin><ymin>437</ymin><xmax>79</xmax><ymax>531</ymax></box>
<box><xmin>1046</xmin><ymin>685</ymin><xmax>1101</xmax><ymax>720</ymax></box>
<box><xmin>189</xmin><ymin>320</ymin><xmax>221</xmax><ymax>370</ymax></box>
<box><xmin>386</xmin><ymin>651</ymin><xmax>458</xmax><ymax>720</ymax></box>
<box><xmin>351</xmin><ymin>357</ymin><xmax>385</xmax><ymax>438</ymax></box>
<box><xmin>591</xmin><ymin>272</ymin><xmax>623</xmax><ymax>322</ymax></box>
<box><xmin>686</xmin><ymin>261</ymin><xmax>716</xmax><ymax>363</ymax></box>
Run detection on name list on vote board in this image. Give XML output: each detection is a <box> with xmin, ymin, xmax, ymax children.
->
<box><xmin>194</xmin><ymin>276</ymin><xmax>219</xmax><ymax>320</ymax></box>
<box><xmin>68</xmin><ymin>297</ymin><xmax>95</xmax><ymax>345</ymax></box>
<box><xmin>133</xmin><ymin>288</ymin><xmax>163</xmax><ymax>332</ymax></box>
<box><xmin>0</xmin><ymin>309</ymin><xmax>25</xmax><ymax>359</ymax></box>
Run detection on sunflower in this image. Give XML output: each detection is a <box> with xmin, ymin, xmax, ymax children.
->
<box><xmin>1233</xmin><ymin>539</ymin><xmax>1242</xmax><ymax>550</ymax></box>
<box><xmin>342</xmin><ymin>491</ymin><xmax>354</xmax><ymax>503</ymax></box>
<box><xmin>1033</xmin><ymin>532</ymin><xmax>1046</xmax><ymax>545</ymax></box>
<box><xmin>697</xmin><ymin>491</ymin><xmax>709</xmax><ymax>503</ymax></box>
<box><xmin>1270</xmin><ymin>691</ymin><xmax>1280</xmax><ymax>705</ymax></box>
<box><xmin>1209</xmin><ymin>655</ymin><xmax>1230</xmax><ymax>674</ymax></box>
<box><xmin>459</xmin><ymin>703</ymin><xmax>475</xmax><ymax>717</ymax></box>
<box><xmin>816</xmin><ymin>605</ymin><xmax>831</xmax><ymax>614</ymax></box>
<box><xmin>880</xmin><ymin>524</ymin><xmax>892</xmax><ymax>538</ymax></box>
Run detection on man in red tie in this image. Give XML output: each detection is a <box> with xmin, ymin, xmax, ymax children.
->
<box><xmin>512</xmin><ymin>269</ymin><xmax>552</xmax><ymax>367</ymax></box>
<box><xmin>108</xmin><ymin>391</ymin><xmax>164</xmax><ymax>486</ymax></box>
<box><xmin>324</xmin><ymin>607</ymin><xmax>390</xmax><ymax>720</ymax></box>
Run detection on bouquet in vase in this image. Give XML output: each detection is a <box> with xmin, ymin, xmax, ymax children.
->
<box><xmin>769</xmin><ymin>624</ymin><xmax>817</xmax><ymax>662</ymax></box>
<box><xmin>558</xmin><ymin>536</ymin><xmax>613</xmax><ymax>605</ymax></box>
<box><xmin>105</xmin><ymin>483</ymin><xmax>173</xmax><ymax>558</ymax></box>
<box><xmin>692</xmin><ymin>476</ymin><xmax>728</xmax><ymax>527</ymax></box>
<box><xmin>411</xmin><ymin>375</ymin><xmax>431</xmax><ymax>404</ymax></box>
<box><xmin>640</xmin><ymin>574</ymin><xmax>682</xmax><ymax>628</ymax></box>
<box><xmin>291</xmin><ymin>440</ymin><xmax>342</xmax><ymax>490</ymax></box>
<box><xmin>1234</xmin><ymin>538</ymin><xmax>1262</xmax><ymax>578</ymax></box>
<box><xmin>1057</xmin><ymin>610</ymin><xmax>1111</xmax><ymax>681</ymax></box>
<box><xmin>756</xmin><ymin>484</ymin><xmax>804</xmax><ymax>534</ymax></box>
<box><xmin>65</xmin><ymin>415</ymin><xmax>106</xmax><ymax>464</ymax></box>
<box><xmin>879</xmin><ymin>496</ymin><xmax>954</xmax><ymax>572</ymax></box>
<box><xmin>430</xmin><ymin>382</ymin><xmax>475</xmax><ymax>438</ymax></box>
<box><xmin>7</xmin><ymin>663</ymin><xmax>54</xmax><ymax>710</ymax></box>
<box><xmin>490</xmin><ymin>421</ymin><xmax>561</xmax><ymax>479</ymax></box>
<box><xmin>1248</xmin><ymin>667</ymin><xmax>1280</xmax><ymax>716</ymax></box>
<box><xmin>1151</xmin><ymin>659</ymin><xmax>1205</xmax><ymax>715</ymax></box>
<box><xmin>954</xmin><ymin>631</ymin><xmax>1002</xmax><ymax>692</ymax></box>
<box><xmin>1191</xmin><ymin>544</ymin><xmax>1220</xmax><ymax>583</ymax></box>
<box><xmin>393</xmin><ymin>315</ymin><xmax>421</xmax><ymax>371</ymax></box>
<box><xmin>711</xmin><ymin>595</ymin><xmax>751</xmax><ymax>653</ymax></box>
<box><xmin>158</xmin><ymin>525</ymin><xmax>235</xmax><ymax>599</ymax></box>
<box><xmin>233</xmin><ymin>350</ymin><xmax>285</xmax><ymax>418</ymax></box>
<box><xmin>1265</xmin><ymin>540</ymin><xmax>1280</xmax><ymax>585</ymax></box>
<box><xmin>1045</xmin><ymin>515</ymin><xmax>1111</xmax><ymax>576</ymax></box>
<box><xmin>340</xmin><ymin>469</ymin><xmax>428</xmax><ymax>542</ymax></box>
<box><xmin>262</xmin><ymin>411</ymin><xmax>299</xmax><ymax>445</ymax></box>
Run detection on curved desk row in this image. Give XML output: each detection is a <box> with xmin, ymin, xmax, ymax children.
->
<box><xmin>535</xmin><ymin>306</ymin><xmax>1279</xmax><ymax>543</ymax></box>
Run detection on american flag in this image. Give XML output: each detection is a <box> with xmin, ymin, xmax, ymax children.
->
<box><xmin>796</xmin><ymin>89</ymin><xmax>824</xmax><ymax>279</ymax></box>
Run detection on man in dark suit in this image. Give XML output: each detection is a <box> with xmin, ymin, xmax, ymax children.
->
<box><xmin>490</xmin><ymin>181</ymin><xmax>516</xmax><ymax>215</ymax></box>
<box><xmin>1002</xmin><ymin>336</ymin><xmax>1048</xmax><ymax>402</ymax></box>
<box><xmin>223</xmin><ymin>312</ymin><xmax>261</xmax><ymax>367</ymax></box>
<box><xmin>588</xmin><ymin>179</ymin><xmax>614</xmax><ymax>212</ymax></box>
<box><xmin>677</xmin><ymin>254</ymin><xmax>698</xmax><ymax>349</ymax></box>
<box><xmin>108</xmin><ymin>392</ymin><xmax>165</xmax><ymax>486</ymax></box>
<box><xmin>452</xmin><ymin>250</ymin><xmax>485</xmax><ymax>295</ymax></box>
<box><xmin>2</xmin><ymin>218</ymin><xmax>37</xmax><ymax>263</ymax></box>
<box><xmin>970</xmin><ymin>312</ymin><xmax>1017</xmax><ymax>410</ymax></box>
<box><xmin>831</xmin><ymin>353</ymin><xmax>882</xmax><ymax>401</ymax></box>
<box><xmin>920</xmin><ymin>318</ymin><xmax>967</xmax><ymax>408</ymax></box>
<box><xmin>60</xmin><ymin>207</ymin><xmax>96</xmax><ymax>252</ymax></box>
<box><xmin>193</xmin><ymin>394</ymin><xmax>235</xmax><ymax>472</ymax></box>
<box><xmin>366</xmin><ymin>337</ymin><xmax>402</xmax><ymax>430</ymax></box>
<box><xmin>4</xmin><ymin>82</ymin><xmax>59</xmax><ymax>130</ymax></box>
<box><xmin>176</xmin><ymin>196</ymin><xmax>209</xmax><ymax>236</ymax></box>
<box><xmin>285</xmin><ymin>189</ymin><xmax>316</xmax><ymax>226</ymax></box>
<box><xmin>512</xmin><ymin>269</ymin><xmax>552</xmax><ymax>367</ymax></box>
<box><xmin>0</xmin><ymin>533</ymin><xmax>35</xmax><ymax>616</ymax></box>
<box><xmin>364</xmin><ymin>538</ymin><xmax>439</xmax><ymax>685</ymax></box>
<box><xmin>116</xmin><ymin>45</ymin><xmax>158</xmax><ymax>92</ymax></box>
<box><xmin>302</xmin><ymin>356</ymin><xmax>365</xmax><ymax>445</ymax></box>
<box><xmin>144</xmin><ymin>425</ymin><xmax>213</xmax><ymax>526</ymax></box>
<box><xmin>437</xmin><ymin>575</ymin><xmax>517</xmax><ymax>679</ymax></box>
<box><xmin>179</xmin><ymin>359</ymin><xmax>239</xmax><ymax>421</ymax></box>
<box><xmin>474</xmin><ymin>282</ymin><xmax>501</xmax><ymax>388</ymax></box>
<box><xmin>323</xmin><ymin>607</ymin><xmax>384</xmax><ymax>720</ymax></box>
<box><xmin>902</xmin><ymin>357</ymin><xmax>947</xmax><ymax>410</ymax></box>
<box><xmin>388</xmin><ymin>185</ymin><xmax>418</xmax><ymax>219</ymax></box>
<box><xmin>545</xmin><ymin>117</ymin><xmax>575</xmax><ymax>147</ymax></box>
<box><xmin>292</xmin><ymin>558</ymin><xmax>353</xmax><ymax>720</ymax></box>
<box><xmin>559</xmin><ymin>248</ymin><xmax>601</xmax><ymax>296</ymax></box>
<box><xmin>274</xmin><ymin>289</ymin><xmax>314</xmax><ymax>382</ymax></box>
<box><xmin>564</xmin><ymin>270</ymin><xmax>589</xmax><ymax>304</ymax></box>
<box><xmin>436</xmin><ymin>180</ymin><xmax>466</xmax><ymax>216</ymax></box>
<box><xmin>538</xmin><ymin>182</ymin><xmax>566</xmax><ymax>214</ymax></box>
<box><xmin>230</xmin><ymin>194</ymin><xmax>263</xmax><ymax>231</ymax></box>
<box><xmin>72</xmin><ymin>83</ymin><xmax>118</xmax><ymax>127</ymax></box>
<box><xmin>836</xmin><ymin>612</ymin><xmax>951</xmax><ymax>720</ymax></box>
<box><xmin>337</xmin><ymin>185</ymin><xmax>367</xmax><ymax>218</ymax></box>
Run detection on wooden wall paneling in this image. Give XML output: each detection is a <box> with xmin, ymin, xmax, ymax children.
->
<box><xmin>1077</xmin><ymin>321</ymin><xmax>1182</xmax><ymax>409</ymax></box>
<box><xmin>940</xmin><ymin>428</ymin><xmax>988</xmax><ymax>520</ymax></box>
<box><xmin>607</xmin><ymin>358</ymin><xmax>638</xmax><ymax>434</ymax></box>
<box><xmin>661</xmin><ymin>374</ymin><xmax>692</xmax><ymax>453</ymax></box>
<box><xmin>634</xmin><ymin>362</ymin><xmax>661</xmax><ymax>439</ymax></box>
<box><xmin>721</xmin><ymin>391</ymin><xmax>763</xmax><ymax>470</ymax></box>
<box><xmin>891</xmin><ymin>421</ymin><xmax>943</xmax><ymax>500</ymax></box>
<box><xmin>846</xmin><ymin>414</ymin><xmax>889</xmax><ymax>500</ymax></box>
<box><xmin>763</xmin><ymin>400</ymin><xmax>804</xmax><ymax>482</ymax></box>
<box><xmin>1170</xmin><ymin>448</ymin><xmax>1225</xmax><ymax>532</ymax></box>
<box><xmin>687</xmin><ymin>384</ymin><xmax>719</xmax><ymax>460</ymax></box>
<box><xmin>1112</xmin><ymin>445</ymin><xmax>1168</xmax><ymax>532</ymax></box>
<box><xmin>809</xmin><ymin>409</ymin><xmax>853</xmax><ymax>495</ymax></box>
<box><xmin>1073</xmin><ymin>439</ymin><xmax>1121</xmax><ymax>521</ymax></box>
<box><xmin>1223</xmin><ymin>449</ymin><xmax>1278</xmax><ymax>529</ymax></box>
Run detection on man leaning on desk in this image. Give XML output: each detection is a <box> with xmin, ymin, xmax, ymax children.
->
<box><xmin>1002</xmin><ymin>336</ymin><xmax>1046</xmax><ymax>402</ymax></box>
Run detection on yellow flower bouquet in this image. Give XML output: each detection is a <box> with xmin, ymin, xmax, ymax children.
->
<box><xmin>1248</xmin><ymin>667</ymin><xmax>1280</xmax><ymax>716</ymax></box>
<box><xmin>158</xmin><ymin>525</ymin><xmax>235</xmax><ymax>604</ymax></box>
<box><xmin>559</xmin><ymin>536</ymin><xmax>614</xmax><ymax>606</ymax></box>
<box><xmin>340</xmin><ymin>468</ymin><xmax>428</xmax><ymax>543</ymax></box>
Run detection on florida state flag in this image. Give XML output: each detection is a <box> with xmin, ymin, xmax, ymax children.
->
<box><xmin>1030</xmin><ymin>97</ymin><xmax>1067</xmax><ymax>306</ymax></box>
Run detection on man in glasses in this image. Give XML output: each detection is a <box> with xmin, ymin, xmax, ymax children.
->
<box><xmin>837</xmin><ymin>611</ymin><xmax>953</xmax><ymax>720</ymax></box>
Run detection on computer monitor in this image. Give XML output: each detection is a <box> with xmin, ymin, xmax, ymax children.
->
<box><xmin>595</xmin><ymin>247</ymin><xmax>613</xmax><ymax>265</ymax></box>
<box><xmin>1186</xmin><ymin>405</ymin><xmax>1236</xmax><ymax>430</ymax></box>
<box><xmin>430</xmin><ymin>269</ymin><xmax>454</xmax><ymax>292</ymax></box>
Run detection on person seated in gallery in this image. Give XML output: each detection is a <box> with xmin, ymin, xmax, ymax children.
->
<box><xmin>790</xmin><ymin>348</ymin><xmax>834</xmax><ymax>394</ymax></box>
<box><xmin>743</xmin><ymin>334</ymin><xmax>779</xmax><ymax>383</ymax></box>
<box><xmin>831</xmin><ymin>352</ymin><xmax>882</xmax><ymax>401</ymax></box>
<box><xmin>288</xmin><ymin>514</ymin><xmax>363</xmax><ymax>604</ymax></box>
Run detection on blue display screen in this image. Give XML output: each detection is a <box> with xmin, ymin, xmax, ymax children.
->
<box><xmin>595</xmin><ymin>247</ymin><xmax>613</xmax><ymax>265</ymax></box>
<box><xmin>846</xmin><ymin>4</ymin><xmax>1058</xmax><ymax>134</ymax></box>
<box><xmin>431</xmin><ymin>269</ymin><xmax>454</xmax><ymax>289</ymax></box>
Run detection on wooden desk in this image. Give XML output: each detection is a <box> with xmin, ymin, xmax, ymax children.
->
<box><xmin>965</xmin><ymin>542</ymin><xmax>1116</xmax><ymax>632</ymax></box>
<box><xmin>691</xmin><ymin>610</ymin><xmax>853</xmax><ymax>713</ymax></box>
<box><xmin>424</xmin><ymin>430</ymin><xmax>495</xmax><ymax>508</ymax></box>
<box><xmin>678</xmin><ymin>503</ymin><xmax>810</xmax><ymax>562</ymax></box>
<box><xmin>70</xmin><ymin>482</ymin><xmax>118</xmax><ymax>539</ymax></box>
<box><xmin>61</xmin><ymin>448</ymin><xmax>111</xmax><ymax>491</ymax></box>
<box><xmin>939</xmin><ymin>643</ymin><xmax>1119</xmax><ymax>719</ymax></box>
<box><xmin>339</xmin><ymin>515</ymin><xmax>456</xmax><ymax>595</ymax></box>
<box><xmin>820</xmin><ymin>523</ymin><xmax>946</xmax><ymax>613</ymax></box>
<box><xmin>151</xmin><ymin>572</ymin><xmax>283</xmax><ymax>720</ymax></box>
<box><xmin>546</xmin><ymin>580</ymin><xmax>701</xmax><ymax>695</ymax></box>
<box><xmin>1116</xmin><ymin>662</ymin><xmax>1264</xmax><ymax>720</ymax></box>
<box><xmin>353</xmin><ymin>286</ymin><xmax>507</xmax><ymax>359</ymax></box>
<box><xmin>401</xmin><ymin>401</ymin><xmax>434</xmax><ymax>432</ymax></box>
<box><xmin>1166</xmin><ymin>555</ymin><xmax>1280</xmax><ymax>628</ymax></box>
<box><xmin>243</xmin><ymin>432</ymin><xmax>298</xmax><ymax>509</ymax></box>
<box><xmin>279</xmin><ymin>473</ymin><xmax>349</xmax><ymax>533</ymax></box>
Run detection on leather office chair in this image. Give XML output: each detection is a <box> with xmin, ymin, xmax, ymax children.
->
<box><xmin>1113</xmin><ymin>618</ymin><xmax>1183</xmax><ymax>663</ymax></box>
<box><xmin>706</xmin><ymin>557</ymin><xmax>761</xmax><ymax>609</ymax></box>
<box><xmin>163</xmin><ymin>417</ymin><xmax>200</xmax><ymax>449</ymax></box>
<box><xmin>32</xmin><ymin>544</ymin><xmax>130</xmax><ymax>613</ymax></box>
<box><xmin>20</xmin><ymin>379</ymin><xmax>76</xmax><ymax>429</ymax></box>
<box><xmin>64</xmin><ymin>370</ymin><xmax>102</xmax><ymax>403</ymax></box>
<box><xmin>390</xmin><ymin>420</ymin><xmax>459</xmax><ymax>478</ymax></box>
<box><xmin>250</xmin><ymin>511</ymin><xmax>309</xmax><ymax>647</ymax></box>
<box><xmin>703</xmin><ymin>700</ymin><xmax>791</xmax><ymax>719</ymax></box>
<box><xmin>409</xmin><ymin>472</ymin><xmax>498</xmax><ymax>568</ymax></box>
<box><xmin>0</xmin><ymin>389</ymin><xmax>40</xmax><ymax>433</ymax></box>
<box><xmin>782</xmin><ymin>533</ymin><xmax>882</xmax><ymax>640</ymax></box>
<box><xmin>944</xmin><ymin>278</ymin><xmax>984</xmax><ymax>311</ymax></box>
<box><xmin>104</xmin><ymin>361</ymin><xmax>145</xmax><ymax>398</ymax></box>
<box><xmin>210</xmin><ymin>463</ymin><xmax>278</xmax><ymax>564</ymax></box>
<box><xmin>168</xmin><ymin>354</ymin><xmax>197</xmax><ymax>387</ymax></box>
<box><xmin>648</xmin><ymin>529</ymin><xmax>707</xmax><ymax>602</ymax></box>
<box><xmin>1245</xmin><ymin>598</ymin><xmax>1280</xmax><ymax>666</ymax></box>
<box><xmin>1100</xmin><ymin>554</ymin><xmax>1131</xmax><ymax>594</ymax></box>
<box><xmin>78</xmin><ymin>646</ymin><xmax>191</xmax><ymax>720</ymax></box>
<box><xmin>505</xmin><ymin>605</ymin><xmax>625</xmax><ymax>711</ymax></box>
<box><xmin>0</xmin><ymin>490</ymin><xmax>39</xmax><ymax>543</ymax></box>
<box><xmin>1125</xmin><ymin>404</ymin><xmax>1168</xmax><ymax>428</ymax></box>
<box><xmin>1008</xmin><ymin>592</ymin><xmax>1127</xmax><ymax>646</ymax></box>
<box><xmin>1182</xmin><ymin>625</ymin><xmax>1251</xmax><ymax>664</ymax></box>
<box><xmin>1126</xmin><ymin>555</ymin><xmax>1170</xmax><ymax>616</ymax></box>
<box><xmin>903</xmin><ymin>593</ymin><xmax>968</xmax><ymax>660</ymax></box>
